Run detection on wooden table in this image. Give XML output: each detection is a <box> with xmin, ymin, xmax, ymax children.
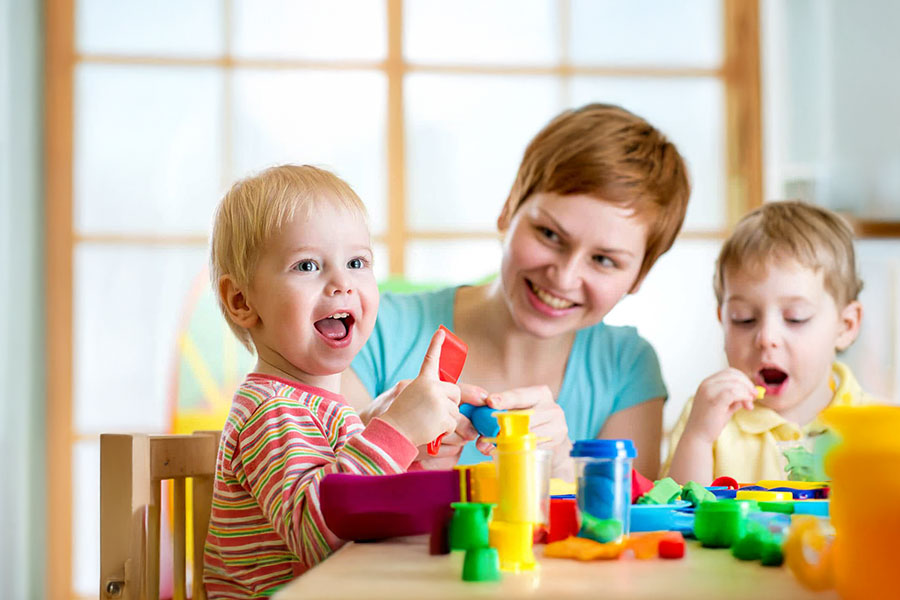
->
<box><xmin>274</xmin><ymin>535</ymin><xmax>838</xmax><ymax>599</ymax></box>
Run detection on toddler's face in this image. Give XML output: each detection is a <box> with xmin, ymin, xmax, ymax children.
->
<box><xmin>499</xmin><ymin>192</ymin><xmax>647</xmax><ymax>339</ymax></box>
<box><xmin>246</xmin><ymin>201</ymin><xmax>378</xmax><ymax>384</ymax></box>
<box><xmin>719</xmin><ymin>259</ymin><xmax>857</xmax><ymax>416</ymax></box>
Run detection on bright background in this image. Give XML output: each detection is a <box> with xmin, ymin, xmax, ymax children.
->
<box><xmin>2</xmin><ymin>1</ymin><xmax>900</xmax><ymax>598</ymax></box>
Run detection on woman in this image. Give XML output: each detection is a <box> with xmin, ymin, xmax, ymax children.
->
<box><xmin>343</xmin><ymin>104</ymin><xmax>690</xmax><ymax>478</ymax></box>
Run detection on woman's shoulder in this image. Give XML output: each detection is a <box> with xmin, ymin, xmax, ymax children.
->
<box><xmin>578</xmin><ymin>321</ymin><xmax>650</xmax><ymax>348</ymax></box>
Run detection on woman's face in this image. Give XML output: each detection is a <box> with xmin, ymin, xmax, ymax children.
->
<box><xmin>499</xmin><ymin>192</ymin><xmax>648</xmax><ymax>339</ymax></box>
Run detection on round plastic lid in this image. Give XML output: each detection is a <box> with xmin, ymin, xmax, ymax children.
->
<box><xmin>570</xmin><ymin>439</ymin><xmax>637</xmax><ymax>459</ymax></box>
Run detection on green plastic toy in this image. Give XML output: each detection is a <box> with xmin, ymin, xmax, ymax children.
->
<box><xmin>636</xmin><ymin>477</ymin><xmax>682</xmax><ymax>505</ymax></box>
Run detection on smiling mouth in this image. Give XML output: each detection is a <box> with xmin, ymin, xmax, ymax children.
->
<box><xmin>526</xmin><ymin>279</ymin><xmax>577</xmax><ymax>310</ymax></box>
<box><xmin>313</xmin><ymin>312</ymin><xmax>355</xmax><ymax>341</ymax></box>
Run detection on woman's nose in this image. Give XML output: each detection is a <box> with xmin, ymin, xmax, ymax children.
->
<box><xmin>549</xmin><ymin>254</ymin><xmax>581</xmax><ymax>290</ymax></box>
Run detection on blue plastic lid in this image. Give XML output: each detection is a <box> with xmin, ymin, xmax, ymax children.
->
<box><xmin>570</xmin><ymin>439</ymin><xmax>637</xmax><ymax>459</ymax></box>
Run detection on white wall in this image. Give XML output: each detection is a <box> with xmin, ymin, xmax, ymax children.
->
<box><xmin>0</xmin><ymin>0</ymin><xmax>44</xmax><ymax>598</ymax></box>
<box><xmin>762</xmin><ymin>0</ymin><xmax>900</xmax><ymax>403</ymax></box>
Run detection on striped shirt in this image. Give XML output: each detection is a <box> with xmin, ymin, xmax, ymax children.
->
<box><xmin>203</xmin><ymin>373</ymin><xmax>417</xmax><ymax>598</ymax></box>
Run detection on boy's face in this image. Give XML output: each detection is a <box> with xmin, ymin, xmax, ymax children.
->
<box><xmin>720</xmin><ymin>259</ymin><xmax>860</xmax><ymax>415</ymax></box>
<box><xmin>243</xmin><ymin>201</ymin><xmax>378</xmax><ymax>385</ymax></box>
<box><xmin>499</xmin><ymin>192</ymin><xmax>647</xmax><ymax>339</ymax></box>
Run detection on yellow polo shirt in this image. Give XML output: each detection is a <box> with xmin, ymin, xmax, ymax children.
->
<box><xmin>662</xmin><ymin>362</ymin><xmax>879</xmax><ymax>483</ymax></box>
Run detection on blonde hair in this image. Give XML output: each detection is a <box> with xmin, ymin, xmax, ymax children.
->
<box><xmin>714</xmin><ymin>200</ymin><xmax>863</xmax><ymax>308</ymax></box>
<box><xmin>497</xmin><ymin>103</ymin><xmax>691</xmax><ymax>285</ymax></box>
<box><xmin>210</xmin><ymin>164</ymin><xmax>367</xmax><ymax>350</ymax></box>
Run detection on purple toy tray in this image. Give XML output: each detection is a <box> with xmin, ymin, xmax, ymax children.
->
<box><xmin>320</xmin><ymin>470</ymin><xmax>461</xmax><ymax>541</ymax></box>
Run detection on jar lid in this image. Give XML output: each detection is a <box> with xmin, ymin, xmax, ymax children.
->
<box><xmin>570</xmin><ymin>439</ymin><xmax>637</xmax><ymax>459</ymax></box>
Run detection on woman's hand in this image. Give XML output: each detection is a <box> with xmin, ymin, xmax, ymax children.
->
<box><xmin>486</xmin><ymin>385</ymin><xmax>573</xmax><ymax>478</ymax></box>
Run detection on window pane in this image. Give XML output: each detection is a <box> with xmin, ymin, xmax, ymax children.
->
<box><xmin>74</xmin><ymin>244</ymin><xmax>208</xmax><ymax>433</ymax></box>
<box><xmin>405</xmin><ymin>74</ymin><xmax>560</xmax><ymax>231</ymax></box>
<box><xmin>72</xmin><ymin>440</ymin><xmax>99</xmax><ymax>596</ymax></box>
<box><xmin>76</xmin><ymin>0</ymin><xmax>223</xmax><ymax>57</ymax></box>
<box><xmin>231</xmin><ymin>69</ymin><xmax>388</xmax><ymax>234</ymax></box>
<box><xmin>603</xmin><ymin>239</ymin><xmax>725</xmax><ymax>434</ymax></box>
<box><xmin>405</xmin><ymin>239</ymin><xmax>501</xmax><ymax>285</ymax></box>
<box><xmin>74</xmin><ymin>64</ymin><xmax>224</xmax><ymax>235</ymax></box>
<box><xmin>232</xmin><ymin>0</ymin><xmax>386</xmax><ymax>60</ymax></box>
<box><xmin>570</xmin><ymin>0</ymin><xmax>722</xmax><ymax>68</ymax></box>
<box><xmin>570</xmin><ymin>77</ymin><xmax>725</xmax><ymax>230</ymax></box>
<box><xmin>404</xmin><ymin>0</ymin><xmax>558</xmax><ymax>65</ymax></box>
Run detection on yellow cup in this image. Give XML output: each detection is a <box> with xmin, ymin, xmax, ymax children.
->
<box><xmin>785</xmin><ymin>405</ymin><xmax>900</xmax><ymax>599</ymax></box>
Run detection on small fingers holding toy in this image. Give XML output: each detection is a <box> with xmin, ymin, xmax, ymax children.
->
<box><xmin>380</xmin><ymin>328</ymin><xmax>462</xmax><ymax>447</ymax></box>
<box><xmin>685</xmin><ymin>368</ymin><xmax>761</xmax><ymax>444</ymax></box>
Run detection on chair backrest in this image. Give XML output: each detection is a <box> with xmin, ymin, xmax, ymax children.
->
<box><xmin>100</xmin><ymin>431</ymin><xmax>220</xmax><ymax>600</ymax></box>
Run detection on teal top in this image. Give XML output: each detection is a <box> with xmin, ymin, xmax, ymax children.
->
<box><xmin>351</xmin><ymin>287</ymin><xmax>667</xmax><ymax>464</ymax></box>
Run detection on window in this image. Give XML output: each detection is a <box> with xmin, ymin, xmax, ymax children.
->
<box><xmin>45</xmin><ymin>1</ymin><xmax>760</xmax><ymax>596</ymax></box>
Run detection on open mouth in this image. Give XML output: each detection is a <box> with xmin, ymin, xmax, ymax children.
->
<box><xmin>758</xmin><ymin>367</ymin><xmax>788</xmax><ymax>394</ymax></box>
<box><xmin>313</xmin><ymin>312</ymin><xmax>355</xmax><ymax>341</ymax></box>
<box><xmin>526</xmin><ymin>279</ymin><xmax>578</xmax><ymax>311</ymax></box>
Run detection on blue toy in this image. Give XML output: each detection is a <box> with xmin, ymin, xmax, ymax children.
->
<box><xmin>459</xmin><ymin>403</ymin><xmax>504</xmax><ymax>438</ymax></box>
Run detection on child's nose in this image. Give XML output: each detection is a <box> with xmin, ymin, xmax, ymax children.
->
<box><xmin>326</xmin><ymin>271</ymin><xmax>353</xmax><ymax>296</ymax></box>
<box><xmin>754</xmin><ymin>319</ymin><xmax>781</xmax><ymax>348</ymax></box>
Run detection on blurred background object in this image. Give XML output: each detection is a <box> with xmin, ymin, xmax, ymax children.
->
<box><xmin>1</xmin><ymin>1</ymin><xmax>898</xmax><ymax>597</ymax></box>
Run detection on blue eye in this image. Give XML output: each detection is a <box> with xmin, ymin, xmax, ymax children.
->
<box><xmin>294</xmin><ymin>259</ymin><xmax>318</xmax><ymax>272</ymax></box>
<box><xmin>347</xmin><ymin>257</ymin><xmax>366</xmax><ymax>269</ymax></box>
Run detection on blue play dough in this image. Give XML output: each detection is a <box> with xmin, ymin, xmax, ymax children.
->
<box><xmin>459</xmin><ymin>404</ymin><xmax>503</xmax><ymax>438</ymax></box>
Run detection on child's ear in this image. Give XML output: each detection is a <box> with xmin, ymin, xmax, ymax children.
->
<box><xmin>835</xmin><ymin>300</ymin><xmax>862</xmax><ymax>351</ymax></box>
<box><xmin>219</xmin><ymin>275</ymin><xmax>258</xmax><ymax>329</ymax></box>
<box><xmin>716</xmin><ymin>305</ymin><xmax>723</xmax><ymax>324</ymax></box>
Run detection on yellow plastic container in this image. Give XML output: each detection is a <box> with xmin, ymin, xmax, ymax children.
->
<box><xmin>785</xmin><ymin>405</ymin><xmax>900</xmax><ymax>599</ymax></box>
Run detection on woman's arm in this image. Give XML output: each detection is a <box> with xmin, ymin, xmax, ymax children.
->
<box><xmin>597</xmin><ymin>398</ymin><xmax>664</xmax><ymax>479</ymax></box>
<box><xmin>341</xmin><ymin>368</ymin><xmax>375</xmax><ymax>415</ymax></box>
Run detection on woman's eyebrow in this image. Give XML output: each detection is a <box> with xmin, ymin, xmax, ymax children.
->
<box><xmin>537</xmin><ymin>208</ymin><xmax>571</xmax><ymax>238</ymax></box>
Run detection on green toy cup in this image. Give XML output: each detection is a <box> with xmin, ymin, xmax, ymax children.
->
<box><xmin>693</xmin><ymin>499</ymin><xmax>759</xmax><ymax>548</ymax></box>
<box><xmin>462</xmin><ymin>546</ymin><xmax>501</xmax><ymax>582</ymax></box>
<box><xmin>449</xmin><ymin>502</ymin><xmax>494</xmax><ymax>551</ymax></box>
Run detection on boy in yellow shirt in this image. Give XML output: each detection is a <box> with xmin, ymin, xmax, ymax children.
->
<box><xmin>665</xmin><ymin>201</ymin><xmax>879</xmax><ymax>484</ymax></box>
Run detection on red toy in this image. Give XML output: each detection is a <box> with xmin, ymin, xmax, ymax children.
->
<box><xmin>711</xmin><ymin>476</ymin><xmax>739</xmax><ymax>490</ymax></box>
<box><xmin>426</xmin><ymin>325</ymin><xmax>468</xmax><ymax>456</ymax></box>
<box><xmin>547</xmin><ymin>497</ymin><xmax>579</xmax><ymax>543</ymax></box>
<box><xmin>631</xmin><ymin>469</ymin><xmax>654</xmax><ymax>503</ymax></box>
<box><xmin>659</xmin><ymin>532</ymin><xmax>686</xmax><ymax>559</ymax></box>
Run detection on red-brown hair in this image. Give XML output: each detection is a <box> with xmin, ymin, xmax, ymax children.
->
<box><xmin>498</xmin><ymin>103</ymin><xmax>691</xmax><ymax>285</ymax></box>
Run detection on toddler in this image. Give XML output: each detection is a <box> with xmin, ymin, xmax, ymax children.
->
<box><xmin>665</xmin><ymin>200</ymin><xmax>879</xmax><ymax>484</ymax></box>
<box><xmin>203</xmin><ymin>165</ymin><xmax>461</xmax><ymax>597</ymax></box>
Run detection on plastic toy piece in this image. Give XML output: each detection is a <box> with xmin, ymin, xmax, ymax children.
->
<box><xmin>631</xmin><ymin>469</ymin><xmax>654</xmax><ymax>502</ymax></box>
<box><xmin>758</xmin><ymin>501</ymin><xmax>795</xmax><ymax>514</ymax></box>
<box><xmin>449</xmin><ymin>502</ymin><xmax>494</xmax><ymax>551</ymax></box>
<box><xmin>659</xmin><ymin>533</ymin><xmax>686</xmax><ymax>559</ymax></box>
<box><xmin>429</xmin><ymin>506</ymin><xmax>453</xmax><ymax>555</ymax></box>
<box><xmin>759</xmin><ymin>539</ymin><xmax>784</xmax><ymax>566</ymax></box>
<box><xmin>629</xmin><ymin>502</ymin><xmax>694</xmax><ymax>533</ymax></box>
<box><xmin>427</xmin><ymin>325</ymin><xmax>469</xmax><ymax>456</ymax></box>
<box><xmin>547</xmin><ymin>497</ymin><xmax>579</xmax><ymax>543</ymax></box>
<box><xmin>693</xmin><ymin>499</ymin><xmax>759</xmax><ymax>548</ymax></box>
<box><xmin>320</xmin><ymin>470</ymin><xmax>460</xmax><ymax>540</ymax></box>
<box><xmin>462</xmin><ymin>547</ymin><xmax>501</xmax><ymax>581</ymax></box>
<box><xmin>578</xmin><ymin>512</ymin><xmax>623</xmax><ymax>543</ymax></box>
<box><xmin>736</xmin><ymin>490</ymin><xmax>792</xmax><ymax>502</ymax></box>
<box><xmin>459</xmin><ymin>403</ymin><xmax>504</xmax><ymax>438</ymax></box>
<box><xmin>681</xmin><ymin>481</ymin><xmax>717</xmax><ymax>506</ymax></box>
<box><xmin>711</xmin><ymin>476</ymin><xmax>739</xmax><ymax>490</ymax></box>
<box><xmin>731</xmin><ymin>522</ymin><xmax>766</xmax><ymax>561</ymax></box>
<box><xmin>488</xmin><ymin>410</ymin><xmax>538</xmax><ymax>572</ymax></box>
<box><xmin>544</xmin><ymin>535</ymin><xmax>626</xmax><ymax>561</ymax></box>
<box><xmin>792</xmin><ymin>500</ymin><xmax>829</xmax><ymax>517</ymax></box>
<box><xmin>635</xmin><ymin>477</ymin><xmax>681</xmax><ymax>505</ymax></box>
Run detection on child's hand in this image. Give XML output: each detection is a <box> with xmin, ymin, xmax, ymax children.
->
<box><xmin>684</xmin><ymin>368</ymin><xmax>758</xmax><ymax>444</ymax></box>
<box><xmin>379</xmin><ymin>329</ymin><xmax>462</xmax><ymax>447</ymax></box>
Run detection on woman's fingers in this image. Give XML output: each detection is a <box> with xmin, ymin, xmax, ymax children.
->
<box><xmin>459</xmin><ymin>383</ymin><xmax>490</xmax><ymax>406</ymax></box>
<box><xmin>487</xmin><ymin>385</ymin><xmax>553</xmax><ymax>410</ymax></box>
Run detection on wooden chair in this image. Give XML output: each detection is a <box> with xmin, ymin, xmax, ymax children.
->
<box><xmin>100</xmin><ymin>431</ymin><xmax>220</xmax><ymax>600</ymax></box>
